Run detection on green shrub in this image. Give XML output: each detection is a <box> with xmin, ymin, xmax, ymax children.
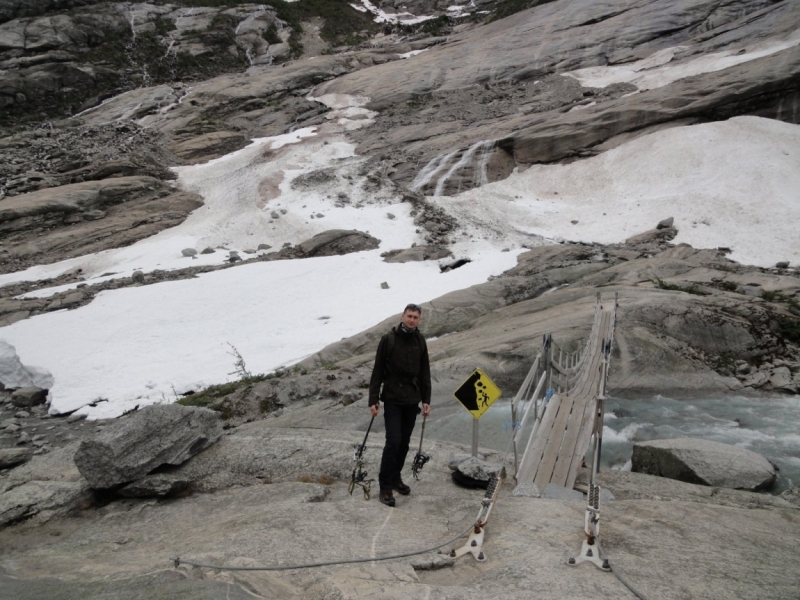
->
<box><xmin>653</xmin><ymin>278</ymin><xmax>708</xmax><ymax>296</ymax></box>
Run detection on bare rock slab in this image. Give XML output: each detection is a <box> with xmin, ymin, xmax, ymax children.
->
<box><xmin>73</xmin><ymin>404</ymin><xmax>222</xmax><ymax>489</ymax></box>
<box><xmin>0</xmin><ymin>480</ymin><xmax>91</xmax><ymax>527</ymax></box>
<box><xmin>632</xmin><ymin>438</ymin><xmax>777</xmax><ymax>491</ymax></box>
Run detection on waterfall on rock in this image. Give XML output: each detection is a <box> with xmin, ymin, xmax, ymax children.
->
<box><xmin>412</xmin><ymin>140</ymin><xmax>497</xmax><ymax>196</ymax></box>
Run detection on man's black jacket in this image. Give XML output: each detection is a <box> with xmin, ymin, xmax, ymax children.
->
<box><xmin>368</xmin><ymin>325</ymin><xmax>431</xmax><ymax>407</ymax></box>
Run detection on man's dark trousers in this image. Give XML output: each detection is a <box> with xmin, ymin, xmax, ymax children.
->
<box><xmin>379</xmin><ymin>403</ymin><xmax>418</xmax><ymax>491</ymax></box>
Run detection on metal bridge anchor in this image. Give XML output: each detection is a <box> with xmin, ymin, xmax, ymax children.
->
<box><xmin>568</xmin><ymin>483</ymin><xmax>610</xmax><ymax>571</ymax></box>
<box><xmin>450</xmin><ymin>467</ymin><xmax>505</xmax><ymax>562</ymax></box>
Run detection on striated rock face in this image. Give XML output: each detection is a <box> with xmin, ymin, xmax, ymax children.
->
<box><xmin>632</xmin><ymin>438</ymin><xmax>777</xmax><ymax>491</ymax></box>
<box><xmin>73</xmin><ymin>404</ymin><xmax>222</xmax><ymax>489</ymax></box>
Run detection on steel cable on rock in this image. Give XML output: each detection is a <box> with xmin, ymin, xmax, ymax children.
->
<box><xmin>171</xmin><ymin>520</ymin><xmax>477</xmax><ymax>572</ymax></box>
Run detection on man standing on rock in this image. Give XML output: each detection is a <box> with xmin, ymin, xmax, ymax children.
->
<box><xmin>369</xmin><ymin>303</ymin><xmax>432</xmax><ymax>507</ymax></box>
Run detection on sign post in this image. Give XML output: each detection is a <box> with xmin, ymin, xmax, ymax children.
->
<box><xmin>453</xmin><ymin>368</ymin><xmax>502</xmax><ymax>457</ymax></box>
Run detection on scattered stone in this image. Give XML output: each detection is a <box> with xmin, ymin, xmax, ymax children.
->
<box><xmin>315</xmin><ymin>213</ymin><xmax>325</xmax><ymax>218</ymax></box>
<box><xmin>131</xmin><ymin>270</ymin><xmax>145</xmax><ymax>283</ymax></box>
<box><xmin>73</xmin><ymin>404</ymin><xmax>223</xmax><ymax>489</ymax></box>
<box><xmin>11</xmin><ymin>387</ymin><xmax>48</xmax><ymax>407</ymax></box>
<box><xmin>779</xmin><ymin>484</ymin><xmax>800</xmax><ymax>507</ymax></box>
<box><xmin>736</xmin><ymin>362</ymin><xmax>751</xmax><ymax>375</ymax></box>
<box><xmin>632</xmin><ymin>438</ymin><xmax>776</xmax><ymax>491</ymax></box>
<box><xmin>0</xmin><ymin>448</ymin><xmax>31</xmax><ymax>469</ymax></box>
<box><xmin>657</xmin><ymin>217</ymin><xmax>675</xmax><ymax>229</ymax></box>
<box><xmin>201</xmin><ymin>247</ymin><xmax>215</xmax><ymax>254</ymax></box>
<box><xmin>66</xmin><ymin>413</ymin><xmax>87</xmax><ymax>423</ymax></box>
<box><xmin>16</xmin><ymin>431</ymin><xmax>29</xmax><ymax>443</ymax></box>
<box><xmin>775</xmin><ymin>261</ymin><xmax>790</xmax><ymax>269</ymax></box>
<box><xmin>257</xmin><ymin>243</ymin><xmax>271</xmax><ymax>250</ymax></box>
<box><xmin>181</xmin><ymin>248</ymin><xmax>197</xmax><ymax>257</ymax></box>
<box><xmin>271</xmin><ymin>211</ymin><xmax>280</xmax><ymax>219</ymax></box>
<box><xmin>380</xmin><ymin>282</ymin><xmax>389</xmax><ymax>289</ymax></box>
<box><xmin>229</xmin><ymin>255</ymin><xmax>242</xmax><ymax>263</ymax></box>
<box><xmin>387</xmin><ymin>212</ymin><xmax>396</xmax><ymax>219</ymax></box>
<box><xmin>280</xmin><ymin>209</ymin><xmax>287</xmax><ymax>215</ymax></box>
<box><xmin>14</xmin><ymin>411</ymin><xmax>31</xmax><ymax>419</ymax></box>
<box><xmin>625</xmin><ymin>226</ymin><xmax>678</xmax><ymax>245</ymax></box>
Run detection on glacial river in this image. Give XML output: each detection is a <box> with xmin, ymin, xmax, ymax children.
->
<box><xmin>425</xmin><ymin>395</ymin><xmax>800</xmax><ymax>493</ymax></box>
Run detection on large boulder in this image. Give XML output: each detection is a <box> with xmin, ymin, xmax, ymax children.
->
<box><xmin>0</xmin><ymin>448</ymin><xmax>31</xmax><ymax>469</ymax></box>
<box><xmin>297</xmin><ymin>229</ymin><xmax>380</xmax><ymax>257</ymax></box>
<box><xmin>73</xmin><ymin>404</ymin><xmax>222</xmax><ymax>489</ymax></box>
<box><xmin>10</xmin><ymin>386</ymin><xmax>48</xmax><ymax>407</ymax></box>
<box><xmin>632</xmin><ymin>438</ymin><xmax>777</xmax><ymax>491</ymax></box>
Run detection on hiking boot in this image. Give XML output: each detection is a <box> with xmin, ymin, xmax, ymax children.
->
<box><xmin>379</xmin><ymin>490</ymin><xmax>396</xmax><ymax>507</ymax></box>
<box><xmin>393</xmin><ymin>480</ymin><xmax>411</xmax><ymax>496</ymax></box>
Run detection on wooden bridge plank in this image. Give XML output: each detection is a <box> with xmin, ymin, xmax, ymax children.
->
<box><xmin>533</xmin><ymin>392</ymin><xmax>576</xmax><ymax>489</ymax></box>
<box><xmin>516</xmin><ymin>393</ymin><xmax>563</xmax><ymax>484</ymax></box>
<box><xmin>565</xmin><ymin>313</ymin><xmax>615</xmax><ymax>487</ymax></box>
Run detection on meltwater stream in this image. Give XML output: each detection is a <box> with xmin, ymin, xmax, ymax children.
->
<box><xmin>424</xmin><ymin>395</ymin><xmax>800</xmax><ymax>493</ymax></box>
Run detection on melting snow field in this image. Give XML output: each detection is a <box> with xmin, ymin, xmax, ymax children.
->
<box><xmin>442</xmin><ymin>117</ymin><xmax>800</xmax><ymax>268</ymax></box>
<box><xmin>0</xmin><ymin>94</ymin><xmax>521</xmax><ymax>418</ymax></box>
<box><xmin>1</xmin><ymin>251</ymin><xmax>517</xmax><ymax>419</ymax></box>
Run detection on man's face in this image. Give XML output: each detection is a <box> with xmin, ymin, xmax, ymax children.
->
<box><xmin>401</xmin><ymin>309</ymin><xmax>421</xmax><ymax>329</ymax></box>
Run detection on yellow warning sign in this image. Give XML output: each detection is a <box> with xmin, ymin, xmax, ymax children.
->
<box><xmin>453</xmin><ymin>368</ymin><xmax>502</xmax><ymax>420</ymax></box>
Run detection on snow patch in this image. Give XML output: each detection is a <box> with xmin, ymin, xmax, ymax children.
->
<box><xmin>563</xmin><ymin>31</ymin><xmax>800</xmax><ymax>91</ymax></box>
<box><xmin>439</xmin><ymin>117</ymin><xmax>800</xmax><ymax>268</ymax></box>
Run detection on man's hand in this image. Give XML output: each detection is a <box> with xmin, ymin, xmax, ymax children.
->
<box><xmin>369</xmin><ymin>404</ymin><xmax>379</xmax><ymax>417</ymax></box>
<box><xmin>422</xmin><ymin>403</ymin><xmax>431</xmax><ymax>417</ymax></box>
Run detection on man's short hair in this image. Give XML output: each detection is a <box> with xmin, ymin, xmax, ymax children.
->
<box><xmin>404</xmin><ymin>303</ymin><xmax>422</xmax><ymax>314</ymax></box>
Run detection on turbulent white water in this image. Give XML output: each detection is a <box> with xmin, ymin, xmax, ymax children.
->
<box><xmin>425</xmin><ymin>395</ymin><xmax>800</xmax><ymax>494</ymax></box>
